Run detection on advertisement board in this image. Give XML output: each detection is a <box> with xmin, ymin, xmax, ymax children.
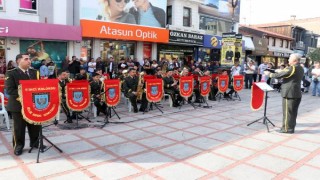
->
<box><xmin>220</xmin><ymin>33</ymin><xmax>236</xmax><ymax>66</ymax></box>
<box><xmin>80</xmin><ymin>0</ymin><xmax>167</xmax><ymax>28</ymax></box>
<box><xmin>20</xmin><ymin>40</ymin><xmax>67</xmax><ymax>69</ymax></box>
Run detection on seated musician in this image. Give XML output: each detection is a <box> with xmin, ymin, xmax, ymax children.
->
<box><xmin>204</xmin><ymin>70</ymin><xmax>218</xmax><ymax>101</ymax></box>
<box><xmin>163</xmin><ymin>69</ymin><xmax>180</xmax><ymax>107</ymax></box>
<box><xmin>192</xmin><ymin>67</ymin><xmax>203</xmax><ymax>103</ymax></box>
<box><xmin>119</xmin><ymin>69</ymin><xmax>128</xmax><ymax>93</ymax></box>
<box><xmin>57</xmin><ymin>70</ymin><xmax>73</xmax><ymax>123</ymax></box>
<box><xmin>221</xmin><ymin>70</ymin><xmax>234</xmax><ymax>99</ymax></box>
<box><xmin>90</xmin><ymin>72</ymin><xmax>107</xmax><ymax>116</ymax></box>
<box><xmin>123</xmin><ymin>68</ymin><xmax>148</xmax><ymax>113</ymax></box>
<box><xmin>75</xmin><ymin>67</ymin><xmax>89</xmax><ymax>80</ymax></box>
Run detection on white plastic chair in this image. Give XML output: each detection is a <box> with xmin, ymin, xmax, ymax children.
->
<box><xmin>0</xmin><ymin>92</ymin><xmax>10</xmax><ymax>130</ymax></box>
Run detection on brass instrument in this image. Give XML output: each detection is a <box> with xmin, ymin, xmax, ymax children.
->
<box><xmin>100</xmin><ymin>80</ymin><xmax>106</xmax><ymax>103</ymax></box>
<box><xmin>136</xmin><ymin>72</ymin><xmax>145</xmax><ymax>100</ymax></box>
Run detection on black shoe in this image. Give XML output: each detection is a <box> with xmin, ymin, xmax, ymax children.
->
<box><xmin>133</xmin><ymin>109</ymin><xmax>138</xmax><ymax>113</ymax></box>
<box><xmin>279</xmin><ymin>129</ymin><xmax>294</xmax><ymax>134</ymax></box>
<box><xmin>139</xmin><ymin>108</ymin><xmax>145</xmax><ymax>112</ymax></box>
<box><xmin>194</xmin><ymin>99</ymin><xmax>202</xmax><ymax>103</ymax></box>
<box><xmin>67</xmin><ymin>118</ymin><xmax>73</xmax><ymax>123</ymax></box>
<box><xmin>14</xmin><ymin>147</ymin><xmax>23</xmax><ymax>156</ymax></box>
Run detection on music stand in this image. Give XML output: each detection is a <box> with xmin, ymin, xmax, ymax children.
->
<box><xmin>233</xmin><ymin>91</ymin><xmax>241</xmax><ymax>101</ymax></box>
<box><xmin>179</xmin><ymin>97</ymin><xmax>196</xmax><ymax>109</ymax></box>
<box><xmin>99</xmin><ymin>88</ymin><xmax>121</xmax><ymax>128</ymax></box>
<box><xmin>247</xmin><ymin>82</ymin><xmax>275</xmax><ymax>132</ymax></box>
<box><xmin>144</xmin><ymin>101</ymin><xmax>164</xmax><ymax>114</ymax></box>
<box><xmin>29</xmin><ymin>119</ymin><xmax>63</xmax><ymax>163</ymax></box>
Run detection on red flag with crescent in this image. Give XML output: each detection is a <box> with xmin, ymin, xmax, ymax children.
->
<box><xmin>251</xmin><ymin>83</ymin><xmax>265</xmax><ymax>111</ymax></box>
<box><xmin>179</xmin><ymin>76</ymin><xmax>194</xmax><ymax>98</ymax></box>
<box><xmin>217</xmin><ymin>75</ymin><xmax>229</xmax><ymax>93</ymax></box>
<box><xmin>146</xmin><ymin>78</ymin><xmax>163</xmax><ymax>102</ymax></box>
<box><xmin>199</xmin><ymin>76</ymin><xmax>211</xmax><ymax>96</ymax></box>
<box><xmin>66</xmin><ymin>81</ymin><xmax>90</xmax><ymax>112</ymax></box>
<box><xmin>0</xmin><ymin>80</ymin><xmax>8</xmax><ymax>105</ymax></box>
<box><xmin>104</xmin><ymin>79</ymin><xmax>121</xmax><ymax>107</ymax></box>
<box><xmin>233</xmin><ymin>75</ymin><xmax>244</xmax><ymax>92</ymax></box>
<box><xmin>18</xmin><ymin>79</ymin><xmax>60</xmax><ymax>125</ymax></box>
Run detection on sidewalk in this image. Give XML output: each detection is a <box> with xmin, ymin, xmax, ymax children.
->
<box><xmin>0</xmin><ymin>89</ymin><xmax>319</xmax><ymax>180</ymax></box>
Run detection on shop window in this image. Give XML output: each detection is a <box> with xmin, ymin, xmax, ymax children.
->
<box><xmin>167</xmin><ymin>6</ymin><xmax>172</xmax><ymax>25</ymax></box>
<box><xmin>0</xmin><ymin>0</ymin><xmax>4</xmax><ymax>11</ymax></box>
<box><xmin>271</xmin><ymin>38</ymin><xmax>276</xmax><ymax>46</ymax></box>
<box><xmin>199</xmin><ymin>16</ymin><xmax>218</xmax><ymax>35</ymax></box>
<box><xmin>100</xmin><ymin>41</ymin><xmax>135</xmax><ymax>62</ymax></box>
<box><xmin>19</xmin><ymin>0</ymin><xmax>37</xmax><ymax>14</ymax></box>
<box><xmin>183</xmin><ymin>7</ymin><xmax>191</xmax><ymax>27</ymax></box>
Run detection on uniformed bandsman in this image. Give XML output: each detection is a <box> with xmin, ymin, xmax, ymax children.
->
<box><xmin>57</xmin><ymin>69</ymin><xmax>73</xmax><ymax>123</ymax></box>
<box><xmin>90</xmin><ymin>72</ymin><xmax>107</xmax><ymax>116</ymax></box>
<box><xmin>163</xmin><ymin>69</ymin><xmax>180</xmax><ymax>107</ymax></box>
<box><xmin>75</xmin><ymin>67</ymin><xmax>89</xmax><ymax>80</ymax></box>
<box><xmin>5</xmin><ymin>53</ymin><xmax>41</xmax><ymax>156</ymax></box>
<box><xmin>123</xmin><ymin>68</ymin><xmax>148</xmax><ymax>113</ymax></box>
<box><xmin>264</xmin><ymin>53</ymin><xmax>304</xmax><ymax>134</ymax></box>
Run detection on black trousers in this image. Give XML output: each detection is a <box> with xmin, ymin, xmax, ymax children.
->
<box><xmin>61</xmin><ymin>99</ymin><xmax>71</xmax><ymax>118</ymax></box>
<box><xmin>165</xmin><ymin>88</ymin><xmax>180</xmax><ymax>105</ymax></box>
<box><xmin>245</xmin><ymin>74</ymin><xmax>253</xmax><ymax>88</ymax></box>
<box><xmin>282</xmin><ymin>98</ymin><xmax>301</xmax><ymax>132</ymax></box>
<box><xmin>209</xmin><ymin>86</ymin><xmax>218</xmax><ymax>99</ymax></box>
<box><xmin>126</xmin><ymin>92</ymin><xmax>148</xmax><ymax>111</ymax></box>
<box><xmin>194</xmin><ymin>88</ymin><xmax>201</xmax><ymax>101</ymax></box>
<box><xmin>94</xmin><ymin>99</ymin><xmax>107</xmax><ymax>115</ymax></box>
<box><xmin>12</xmin><ymin>112</ymin><xmax>41</xmax><ymax>149</ymax></box>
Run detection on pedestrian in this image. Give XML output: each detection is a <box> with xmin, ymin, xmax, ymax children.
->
<box><xmin>244</xmin><ymin>58</ymin><xmax>255</xmax><ymax>89</ymax></box>
<box><xmin>5</xmin><ymin>53</ymin><xmax>42</xmax><ymax>155</ymax></box>
<box><xmin>311</xmin><ymin>61</ymin><xmax>320</xmax><ymax>96</ymax></box>
<box><xmin>264</xmin><ymin>53</ymin><xmax>304</xmax><ymax>133</ymax></box>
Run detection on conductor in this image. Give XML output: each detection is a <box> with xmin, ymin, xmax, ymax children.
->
<box><xmin>264</xmin><ymin>53</ymin><xmax>304</xmax><ymax>133</ymax></box>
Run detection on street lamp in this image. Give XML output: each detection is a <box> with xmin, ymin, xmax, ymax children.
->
<box><xmin>231</xmin><ymin>0</ymin><xmax>238</xmax><ymax>32</ymax></box>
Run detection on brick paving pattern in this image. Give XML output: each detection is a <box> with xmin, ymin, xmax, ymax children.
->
<box><xmin>0</xmin><ymin>89</ymin><xmax>319</xmax><ymax>179</ymax></box>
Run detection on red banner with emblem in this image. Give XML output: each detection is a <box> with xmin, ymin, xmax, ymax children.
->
<box><xmin>251</xmin><ymin>83</ymin><xmax>265</xmax><ymax>111</ymax></box>
<box><xmin>179</xmin><ymin>76</ymin><xmax>194</xmax><ymax>98</ymax></box>
<box><xmin>65</xmin><ymin>81</ymin><xmax>90</xmax><ymax>112</ymax></box>
<box><xmin>0</xmin><ymin>80</ymin><xmax>8</xmax><ymax>105</ymax></box>
<box><xmin>233</xmin><ymin>75</ymin><xmax>244</xmax><ymax>92</ymax></box>
<box><xmin>104</xmin><ymin>79</ymin><xmax>121</xmax><ymax>107</ymax></box>
<box><xmin>18</xmin><ymin>79</ymin><xmax>60</xmax><ymax>125</ymax></box>
<box><xmin>217</xmin><ymin>75</ymin><xmax>229</xmax><ymax>93</ymax></box>
<box><xmin>146</xmin><ymin>78</ymin><xmax>164</xmax><ymax>103</ymax></box>
<box><xmin>199</xmin><ymin>76</ymin><xmax>211</xmax><ymax>96</ymax></box>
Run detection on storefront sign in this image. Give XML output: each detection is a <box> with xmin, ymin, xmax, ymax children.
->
<box><xmin>169</xmin><ymin>30</ymin><xmax>204</xmax><ymax>46</ymax></box>
<box><xmin>203</xmin><ymin>35</ymin><xmax>222</xmax><ymax>49</ymax></box>
<box><xmin>0</xmin><ymin>19</ymin><xmax>81</xmax><ymax>41</ymax></box>
<box><xmin>0</xmin><ymin>26</ymin><xmax>8</xmax><ymax>34</ymax></box>
<box><xmin>273</xmin><ymin>52</ymin><xmax>290</xmax><ymax>57</ymax></box>
<box><xmin>81</xmin><ymin>20</ymin><xmax>169</xmax><ymax>43</ymax></box>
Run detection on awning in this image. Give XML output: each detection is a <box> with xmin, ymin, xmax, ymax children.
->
<box><xmin>242</xmin><ymin>36</ymin><xmax>255</xmax><ymax>51</ymax></box>
<box><xmin>0</xmin><ymin>19</ymin><xmax>82</xmax><ymax>41</ymax></box>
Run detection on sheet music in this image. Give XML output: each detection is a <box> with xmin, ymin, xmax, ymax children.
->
<box><xmin>255</xmin><ymin>82</ymin><xmax>274</xmax><ymax>92</ymax></box>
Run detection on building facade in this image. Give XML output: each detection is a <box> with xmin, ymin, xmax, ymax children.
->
<box><xmin>0</xmin><ymin>0</ymin><xmax>82</xmax><ymax>69</ymax></box>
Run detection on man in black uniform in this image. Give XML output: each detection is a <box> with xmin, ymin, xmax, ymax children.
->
<box><xmin>74</xmin><ymin>67</ymin><xmax>89</xmax><ymax>81</ymax></box>
<box><xmin>57</xmin><ymin>69</ymin><xmax>73</xmax><ymax>123</ymax></box>
<box><xmin>225</xmin><ymin>46</ymin><xmax>234</xmax><ymax>61</ymax></box>
<box><xmin>163</xmin><ymin>69</ymin><xmax>179</xmax><ymax>107</ymax></box>
<box><xmin>5</xmin><ymin>53</ymin><xmax>41</xmax><ymax>156</ymax></box>
<box><xmin>204</xmin><ymin>70</ymin><xmax>217</xmax><ymax>101</ymax></box>
<box><xmin>90</xmin><ymin>72</ymin><xmax>107</xmax><ymax>116</ymax></box>
<box><xmin>123</xmin><ymin>68</ymin><xmax>148</xmax><ymax>113</ymax></box>
<box><xmin>264</xmin><ymin>53</ymin><xmax>304</xmax><ymax>133</ymax></box>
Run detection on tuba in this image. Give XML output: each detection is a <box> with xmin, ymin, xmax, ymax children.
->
<box><xmin>136</xmin><ymin>72</ymin><xmax>145</xmax><ymax>100</ymax></box>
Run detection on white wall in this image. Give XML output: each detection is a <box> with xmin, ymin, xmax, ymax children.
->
<box><xmin>4</xmin><ymin>38</ymin><xmax>20</xmax><ymax>65</ymax></box>
<box><xmin>0</xmin><ymin>0</ymin><xmax>39</xmax><ymax>22</ymax></box>
<box><xmin>53</xmin><ymin>0</ymin><xmax>67</xmax><ymax>25</ymax></box>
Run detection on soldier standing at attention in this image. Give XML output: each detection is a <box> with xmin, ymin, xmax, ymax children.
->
<box><xmin>264</xmin><ymin>53</ymin><xmax>304</xmax><ymax>134</ymax></box>
<box><xmin>5</xmin><ymin>53</ymin><xmax>41</xmax><ymax>156</ymax></box>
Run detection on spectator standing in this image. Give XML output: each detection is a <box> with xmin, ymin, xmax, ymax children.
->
<box><xmin>68</xmin><ymin>56</ymin><xmax>80</xmax><ymax>78</ymax></box>
<box><xmin>39</xmin><ymin>60</ymin><xmax>49</xmax><ymax>78</ymax></box>
<box><xmin>7</xmin><ymin>60</ymin><xmax>16</xmax><ymax>70</ymax></box>
<box><xmin>87</xmin><ymin>58</ymin><xmax>96</xmax><ymax>75</ymax></box>
<box><xmin>311</xmin><ymin>61</ymin><xmax>320</xmax><ymax>96</ymax></box>
<box><xmin>258</xmin><ymin>61</ymin><xmax>268</xmax><ymax>81</ymax></box>
<box><xmin>244</xmin><ymin>59</ymin><xmax>255</xmax><ymax>89</ymax></box>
